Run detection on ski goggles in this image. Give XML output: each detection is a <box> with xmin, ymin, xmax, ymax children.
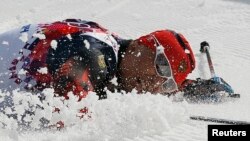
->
<box><xmin>151</xmin><ymin>35</ymin><xmax>178</xmax><ymax>93</ymax></box>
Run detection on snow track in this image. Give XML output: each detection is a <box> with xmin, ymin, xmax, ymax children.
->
<box><xmin>0</xmin><ymin>0</ymin><xmax>250</xmax><ymax>140</ymax></box>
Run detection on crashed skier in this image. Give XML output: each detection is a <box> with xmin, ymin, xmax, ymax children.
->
<box><xmin>117</xmin><ymin>30</ymin><xmax>235</xmax><ymax>101</ymax></box>
<box><xmin>0</xmin><ymin>19</ymin><xmax>234</xmax><ymax>102</ymax></box>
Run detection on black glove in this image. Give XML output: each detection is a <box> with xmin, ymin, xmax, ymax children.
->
<box><xmin>181</xmin><ymin>77</ymin><xmax>234</xmax><ymax>102</ymax></box>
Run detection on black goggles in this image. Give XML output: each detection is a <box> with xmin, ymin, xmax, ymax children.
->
<box><xmin>151</xmin><ymin>35</ymin><xmax>178</xmax><ymax>93</ymax></box>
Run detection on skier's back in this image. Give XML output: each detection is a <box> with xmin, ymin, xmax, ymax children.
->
<box><xmin>0</xmin><ymin>19</ymin><xmax>121</xmax><ymax>99</ymax></box>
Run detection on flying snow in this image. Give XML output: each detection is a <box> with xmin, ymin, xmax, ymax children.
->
<box><xmin>32</xmin><ymin>33</ymin><xmax>46</xmax><ymax>40</ymax></box>
<box><xmin>110</xmin><ymin>76</ymin><xmax>118</xmax><ymax>86</ymax></box>
<box><xmin>37</xmin><ymin>67</ymin><xmax>48</xmax><ymax>74</ymax></box>
<box><xmin>185</xmin><ymin>49</ymin><xmax>190</xmax><ymax>54</ymax></box>
<box><xmin>19</xmin><ymin>32</ymin><xmax>28</xmax><ymax>43</ymax></box>
<box><xmin>2</xmin><ymin>41</ymin><xmax>9</xmax><ymax>45</ymax></box>
<box><xmin>50</xmin><ymin>40</ymin><xmax>58</xmax><ymax>50</ymax></box>
<box><xmin>66</xmin><ymin>34</ymin><xmax>72</xmax><ymax>40</ymax></box>
<box><xmin>84</xmin><ymin>39</ymin><xmax>90</xmax><ymax>49</ymax></box>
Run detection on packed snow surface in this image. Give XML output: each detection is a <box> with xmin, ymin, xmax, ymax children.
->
<box><xmin>0</xmin><ymin>0</ymin><xmax>250</xmax><ymax>140</ymax></box>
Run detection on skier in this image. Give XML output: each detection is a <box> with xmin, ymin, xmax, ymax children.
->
<box><xmin>117</xmin><ymin>30</ymin><xmax>196</xmax><ymax>94</ymax></box>
<box><xmin>0</xmin><ymin>19</ymin><xmax>125</xmax><ymax>100</ymax></box>
<box><xmin>117</xmin><ymin>30</ymin><xmax>235</xmax><ymax>100</ymax></box>
<box><xmin>0</xmin><ymin>19</ymin><xmax>233</xmax><ymax>101</ymax></box>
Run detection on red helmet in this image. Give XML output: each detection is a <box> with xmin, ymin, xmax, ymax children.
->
<box><xmin>137</xmin><ymin>30</ymin><xmax>195</xmax><ymax>86</ymax></box>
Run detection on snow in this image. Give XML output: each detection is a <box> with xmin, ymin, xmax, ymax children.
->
<box><xmin>66</xmin><ymin>34</ymin><xmax>72</xmax><ymax>40</ymax></box>
<box><xmin>32</xmin><ymin>33</ymin><xmax>46</xmax><ymax>40</ymax></box>
<box><xmin>37</xmin><ymin>67</ymin><xmax>48</xmax><ymax>74</ymax></box>
<box><xmin>18</xmin><ymin>69</ymin><xmax>27</xmax><ymax>75</ymax></box>
<box><xmin>136</xmin><ymin>52</ymin><xmax>141</xmax><ymax>57</ymax></box>
<box><xmin>50</xmin><ymin>40</ymin><xmax>58</xmax><ymax>50</ymax></box>
<box><xmin>0</xmin><ymin>89</ymin><xmax>190</xmax><ymax>141</ymax></box>
<box><xmin>2</xmin><ymin>41</ymin><xmax>9</xmax><ymax>45</ymax></box>
<box><xmin>19</xmin><ymin>32</ymin><xmax>28</xmax><ymax>43</ymax></box>
<box><xmin>0</xmin><ymin>0</ymin><xmax>250</xmax><ymax>140</ymax></box>
<box><xmin>83</xmin><ymin>39</ymin><xmax>90</xmax><ymax>49</ymax></box>
<box><xmin>110</xmin><ymin>76</ymin><xmax>118</xmax><ymax>86</ymax></box>
<box><xmin>185</xmin><ymin>49</ymin><xmax>190</xmax><ymax>54</ymax></box>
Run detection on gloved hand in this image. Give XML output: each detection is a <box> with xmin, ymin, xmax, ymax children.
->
<box><xmin>181</xmin><ymin>77</ymin><xmax>235</xmax><ymax>102</ymax></box>
<box><xmin>210</xmin><ymin>77</ymin><xmax>234</xmax><ymax>94</ymax></box>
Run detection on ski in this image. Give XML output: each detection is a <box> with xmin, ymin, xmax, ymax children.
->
<box><xmin>228</xmin><ymin>93</ymin><xmax>240</xmax><ymax>98</ymax></box>
<box><xmin>190</xmin><ymin>116</ymin><xmax>250</xmax><ymax>125</ymax></box>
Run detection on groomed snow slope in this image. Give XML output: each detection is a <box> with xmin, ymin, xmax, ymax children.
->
<box><xmin>0</xmin><ymin>0</ymin><xmax>250</xmax><ymax>140</ymax></box>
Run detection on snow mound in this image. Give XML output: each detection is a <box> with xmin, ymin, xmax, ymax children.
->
<box><xmin>0</xmin><ymin>89</ymin><xmax>188</xmax><ymax>141</ymax></box>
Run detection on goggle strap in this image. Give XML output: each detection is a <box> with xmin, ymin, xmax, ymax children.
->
<box><xmin>150</xmin><ymin>34</ymin><xmax>178</xmax><ymax>92</ymax></box>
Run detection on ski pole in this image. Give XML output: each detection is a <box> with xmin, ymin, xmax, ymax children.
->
<box><xmin>199</xmin><ymin>41</ymin><xmax>237</xmax><ymax>96</ymax></box>
<box><xmin>200</xmin><ymin>41</ymin><xmax>216</xmax><ymax>78</ymax></box>
<box><xmin>190</xmin><ymin>116</ymin><xmax>250</xmax><ymax>125</ymax></box>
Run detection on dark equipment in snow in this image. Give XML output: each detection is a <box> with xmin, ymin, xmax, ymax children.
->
<box><xmin>182</xmin><ymin>41</ymin><xmax>240</xmax><ymax>103</ymax></box>
<box><xmin>190</xmin><ymin>115</ymin><xmax>250</xmax><ymax>125</ymax></box>
<box><xmin>200</xmin><ymin>41</ymin><xmax>240</xmax><ymax>98</ymax></box>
